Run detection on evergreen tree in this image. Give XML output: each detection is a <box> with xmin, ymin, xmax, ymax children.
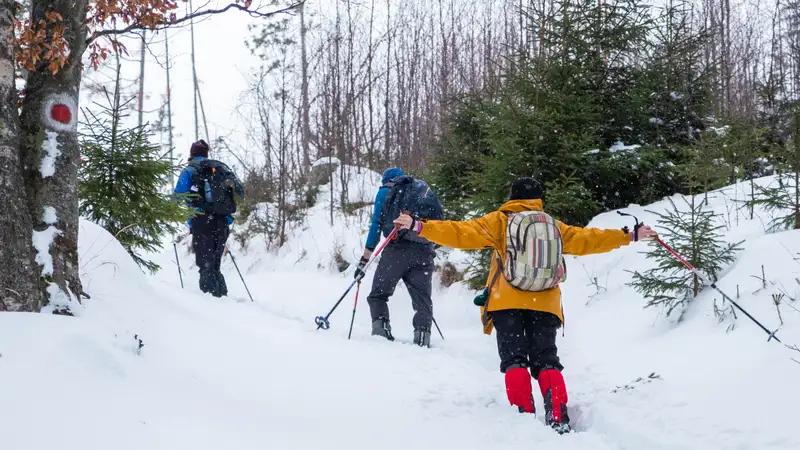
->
<box><xmin>629</xmin><ymin>195</ymin><xmax>742</xmax><ymax>318</ymax></box>
<box><xmin>543</xmin><ymin>175</ymin><xmax>603</xmax><ymax>226</ymax></box>
<box><xmin>642</xmin><ymin>0</ymin><xmax>714</xmax><ymax>148</ymax></box>
<box><xmin>78</xmin><ymin>63</ymin><xmax>188</xmax><ymax>273</ymax></box>
<box><xmin>745</xmin><ymin>111</ymin><xmax>800</xmax><ymax>231</ymax></box>
<box><xmin>430</xmin><ymin>0</ymin><xmax>695</xmax><ymax>225</ymax></box>
<box><xmin>580</xmin><ymin>146</ymin><xmax>686</xmax><ymax>211</ymax></box>
<box><xmin>678</xmin><ymin>130</ymin><xmax>730</xmax><ymax>206</ymax></box>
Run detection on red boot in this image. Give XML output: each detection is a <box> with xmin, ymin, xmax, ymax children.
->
<box><xmin>505</xmin><ymin>367</ymin><xmax>535</xmax><ymax>413</ymax></box>
<box><xmin>538</xmin><ymin>369</ymin><xmax>572</xmax><ymax>433</ymax></box>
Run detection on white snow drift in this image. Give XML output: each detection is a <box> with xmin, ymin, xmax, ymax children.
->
<box><xmin>1</xmin><ymin>170</ymin><xmax>799</xmax><ymax>450</ymax></box>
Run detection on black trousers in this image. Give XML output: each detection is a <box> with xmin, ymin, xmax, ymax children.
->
<box><xmin>191</xmin><ymin>214</ymin><xmax>230</xmax><ymax>297</ymax></box>
<box><xmin>492</xmin><ymin>309</ymin><xmax>564</xmax><ymax>378</ymax></box>
<box><xmin>367</xmin><ymin>242</ymin><xmax>435</xmax><ymax>330</ymax></box>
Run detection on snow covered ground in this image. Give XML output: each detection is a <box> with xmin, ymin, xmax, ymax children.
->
<box><xmin>2</xmin><ymin>171</ymin><xmax>800</xmax><ymax>450</ymax></box>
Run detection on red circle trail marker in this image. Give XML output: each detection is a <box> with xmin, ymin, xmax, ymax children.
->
<box><xmin>42</xmin><ymin>93</ymin><xmax>78</xmax><ymax>132</ymax></box>
<box><xmin>51</xmin><ymin>104</ymin><xmax>72</xmax><ymax>124</ymax></box>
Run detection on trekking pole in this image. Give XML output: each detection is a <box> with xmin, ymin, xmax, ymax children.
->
<box><xmin>419</xmin><ymin>300</ymin><xmax>445</xmax><ymax>340</ymax></box>
<box><xmin>347</xmin><ymin>281</ymin><xmax>362</xmax><ymax>340</ymax></box>
<box><xmin>226</xmin><ymin>247</ymin><xmax>254</xmax><ymax>302</ymax></box>
<box><xmin>315</xmin><ymin>226</ymin><xmax>399</xmax><ymax>331</ymax></box>
<box><xmin>173</xmin><ymin>241</ymin><xmax>184</xmax><ymax>289</ymax></box>
<box><xmin>617</xmin><ymin>211</ymin><xmax>781</xmax><ymax>343</ymax></box>
<box><xmin>431</xmin><ymin>315</ymin><xmax>445</xmax><ymax>340</ymax></box>
<box><xmin>656</xmin><ymin>237</ymin><xmax>781</xmax><ymax>343</ymax></box>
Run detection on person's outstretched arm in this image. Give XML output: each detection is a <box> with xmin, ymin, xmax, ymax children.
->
<box><xmin>558</xmin><ymin>222</ymin><xmax>657</xmax><ymax>256</ymax></box>
<box><xmin>395</xmin><ymin>211</ymin><xmax>505</xmax><ymax>250</ymax></box>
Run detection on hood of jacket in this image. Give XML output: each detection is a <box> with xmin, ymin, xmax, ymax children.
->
<box><xmin>497</xmin><ymin>198</ymin><xmax>543</xmax><ymax>214</ymax></box>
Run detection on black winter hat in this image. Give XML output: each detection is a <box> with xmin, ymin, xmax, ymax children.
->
<box><xmin>190</xmin><ymin>139</ymin><xmax>209</xmax><ymax>159</ymax></box>
<box><xmin>509</xmin><ymin>177</ymin><xmax>544</xmax><ymax>200</ymax></box>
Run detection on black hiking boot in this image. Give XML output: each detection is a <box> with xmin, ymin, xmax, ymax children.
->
<box><xmin>545</xmin><ymin>403</ymin><xmax>572</xmax><ymax>434</ymax></box>
<box><xmin>413</xmin><ymin>327</ymin><xmax>431</xmax><ymax>348</ymax></box>
<box><xmin>371</xmin><ymin>317</ymin><xmax>395</xmax><ymax>341</ymax></box>
<box><xmin>550</xmin><ymin>421</ymin><xmax>572</xmax><ymax>435</ymax></box>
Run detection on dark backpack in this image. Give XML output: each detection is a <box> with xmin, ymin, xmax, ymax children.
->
<box><xmin>379</xmin><ymin>175</ymin><xmax>444</xmax><ymax>243</ymax></box>
<box><xmin>189</xmin><ymin>159</ymin><xmax>238</xmax><ymax>216</ymax></box>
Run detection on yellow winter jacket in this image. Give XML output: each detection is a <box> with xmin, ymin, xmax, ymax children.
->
<box><xmin>418</xmin><ymin>199</ymin><xmax>631</xmax><ymax>334</ymax></box>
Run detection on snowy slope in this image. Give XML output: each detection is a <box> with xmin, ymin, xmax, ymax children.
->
<box><xmin>2</xmin><ymin>175</ymin><xmax>800</xmax><ymax>450</ymax></box>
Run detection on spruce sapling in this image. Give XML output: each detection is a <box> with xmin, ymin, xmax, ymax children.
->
<box><xmin>78</xmin><ymin>75</ymin><xmax>188</xmax><ymax>273</ymax></box>
<box><xmin>628</xmin><ymin>195</ymin><xmax>743</xmax><ymax>318</ymax></box>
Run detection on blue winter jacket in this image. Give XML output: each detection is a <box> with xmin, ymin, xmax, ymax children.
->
<box><xmin>174</xmin><ymin>156</ymin><xmax>243</xmax><ymax>227</ymax></box>
<box><xmin>364</xmin><ymin>168</ymin><xmax>405</xmax><ymax>250</ymax></box>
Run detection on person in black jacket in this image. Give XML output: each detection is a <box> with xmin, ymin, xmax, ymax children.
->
<box><xmin>354</xmin><ymin>167</ymin><xmax>437</xmax><ymax>347</ymax></box>
<box><xmin>174</xmin><ymin>140</ymin><xmax>244</xmax><ymax>297</ymax></box>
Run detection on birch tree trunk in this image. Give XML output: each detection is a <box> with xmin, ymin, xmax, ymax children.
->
<box><xmin>0</xmin><ymin>2</ymin><xmax>43</xmax><ymax>312</ymax></box>
<box><xmin>18</xmin><ymin>0</ymin><xmax>88</xmax><ymax>310</ymax></box>
<box><xmin>138</xmin><ymin>32</ymin><xmax>146</xmax><ymax>128</ymax></box>
<box><xmin>299</xmin><ymin>2</ymin><xmax>312</xmax><ymax>170</ymax></box>
<box><xmin>165</xmin><ymin>29</ymin><xmax>175</xmax><ymax>187</ymax></box>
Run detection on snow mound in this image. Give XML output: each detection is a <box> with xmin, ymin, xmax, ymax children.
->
<box><xmin>312</xmin><ymin>158</ymin><xmax>382</xmax><ymax>205</ymax></box>
<box><xmin>3</xmin><ymin>177</ymin><xmax>800</xmax><ymax>449</ymax></box>
<box><xmin>232</xmin><ymin>162</ymin><xmax>380</xmax><ymax>272</ymax></box>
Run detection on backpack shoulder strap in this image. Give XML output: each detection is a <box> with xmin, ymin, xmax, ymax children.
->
<box><xmin>187</xmin><ymin>160</ymin><xmax>205</xmax><ymax>185</ymax></box>
<box><xmin>378</xmin><ymin>176</ymin><xmax>413</xmax><ymax>230</ymax></box>
<box><xmin>377</xmin><ymin>184</ymin><xmax>394</xmax><ymax>229</ymax></box>
<box><xmin>187</xmin><ymin>159</ymin><xmax>202</xmax><ymax>171</ymax></box>
<box><xmin>481</xmin><ymin>252</ymin><xmax>505</xmax><ymax>326</ymax></box>
<box><xmin>378</xmin><ymin>180</ymin><xmax>397</xmax><ymax>224</ymax></box>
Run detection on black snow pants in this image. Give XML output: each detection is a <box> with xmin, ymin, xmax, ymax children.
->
<box><xmin>492</xmin><ymin>309</ymin><xmax>564</xmax><ymax>378</ymax></box>
<box><xmin>367</xmin><ymin>241</ymin><xmax>435</xmax><ymax>330</ymax></box>
<box><xmin>191</xmin><ymin>214</ymin><xmax>230</xmax><ymax>298</ymax></box>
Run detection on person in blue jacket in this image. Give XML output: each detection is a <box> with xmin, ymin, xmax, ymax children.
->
<box><xmin>174</xmin><ymin>140</ymin><xmax>244</xmax><ymax>297</ymax></box>
<box><xmin>354</xmin><ymin>167</ymin><xmax>436</xmax><ymax>347</ymax></box>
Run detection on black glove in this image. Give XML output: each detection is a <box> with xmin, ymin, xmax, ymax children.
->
<box><xmin>354</xmin><ymin>255</ymin><xmax>370</xmax><ymax>280</ymax></box>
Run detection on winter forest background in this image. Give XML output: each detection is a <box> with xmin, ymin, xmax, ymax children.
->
<box><xmin>5</xmin><ymin>2</ymin><xmax>800</xmax><ymax>447</ymax></box>
<box><xmin>3</xmin><ymin>0</ymin><xmax>800</xmax><ymax>312</ymax></box>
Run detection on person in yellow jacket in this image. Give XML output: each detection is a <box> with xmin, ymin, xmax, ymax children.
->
<box><xmin>393</xmin><ymin>177</ymin><xmax>657</xmax><ymax>434</ymax></box>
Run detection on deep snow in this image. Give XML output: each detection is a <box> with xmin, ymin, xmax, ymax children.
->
<box><xmin>2</xmin><ymin>171</ymin><xmax>800</xmax><ymax>450</ymax></box>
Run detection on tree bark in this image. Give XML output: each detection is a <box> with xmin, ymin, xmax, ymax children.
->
<box><xmin>137</xmin><ymin>31</ymin><xmax>146</xmax><ymax>128</ymax></box>
<box><xmin>189</xmin><ymin>0</ymin><xmax>199</xmax><ymax>140</ymax></box>
<box><xmin>299</xmin><ymin>2</ymin><xmax>312</xmax><ymax>171</ymax></box>
<box><xmin>795</xmin><ymin>110</ymin><xmax>800</xmax><ymax>229</ymax></box>
<box><xmin>165</xmin><ymin>29</ymin><xmax>174</xmax><ymax>187</ymax></box>
<box><xmin>19</xmin><ymin>0</ymin><xmax>88</xmax><ymax>310</ymax></box>
<box><xmin>0</xmin><ymin>2</ymin><xmax>43</xmax><ymax>312</ymax></box>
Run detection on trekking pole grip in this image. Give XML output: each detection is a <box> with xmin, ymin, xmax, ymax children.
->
<box><xmin>617</xmin><ymin>211</ymin><xmax>642</xmax><ymax>241</ymax></box>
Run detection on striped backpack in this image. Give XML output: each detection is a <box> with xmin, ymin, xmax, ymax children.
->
<box><xmin>498</xmin><ymin>211</ymin><xmax>567</xmax><ymax>291</ymax></box>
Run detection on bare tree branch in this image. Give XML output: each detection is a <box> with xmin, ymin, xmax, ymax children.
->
<box><xmin>86</xmin><ymin>1</ymin><xmax>305</xmax><ymax>45</ymax></box>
